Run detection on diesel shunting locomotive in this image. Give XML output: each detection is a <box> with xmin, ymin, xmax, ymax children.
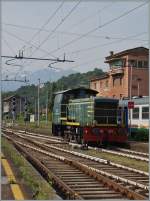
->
<box><xmin>52</xmin><ymin>87</ymin><xmax>128</xmax><ymax>146</ymax></box>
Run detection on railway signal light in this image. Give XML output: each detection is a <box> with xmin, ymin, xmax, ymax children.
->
<box><xmin>24</xmin><ymin>98</ymin><xmax>29</xmax><ymax>122</ymax></box>
<box><xmin>12</xmin><ymin>97</ymin><xmax>16</xmax><ymax>112</ymax></box>
<box><xmin>24</xmin><ymin>101</ymin><xmax>28</xmax><ymax>112</ymax></box>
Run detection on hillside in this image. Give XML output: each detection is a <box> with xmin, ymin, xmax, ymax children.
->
<box><xmin>2</xmin><ymin>68</ymin><xmax>104</xmax><ymax>112</ymax></box>
<box><xmin>2</xmin><ymin>68</ymin><xmax>77</xmax><ymax>92</ymax></box>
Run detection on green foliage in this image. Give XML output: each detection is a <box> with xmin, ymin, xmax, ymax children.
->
<box><xmin>130</xmin><ymin>128</ymin><xmax>149</xmax><ymax>141</ymax></box>
<box><xmin>134</xmin><ymin>128</ymin><xmax>149</xmax><ymax>141</ymax></box>
<box><xmin>2</xmin><ymin>68</ymin><xmax>104</xmax><ymax>113</ymax></box>
<box><xmin>2</xmin><ymin>138</ymin><xmax>54</xmax><ymax>199</ymax></box>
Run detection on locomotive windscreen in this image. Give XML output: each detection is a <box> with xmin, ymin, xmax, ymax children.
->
<box><xmin>94</xmin><ymin>98</ymin><xmax>118</xmax><ymax>125</ymax></box>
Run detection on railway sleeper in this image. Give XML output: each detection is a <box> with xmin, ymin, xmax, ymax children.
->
<box><xmin>5</xmin><ymin>135</ymin><xmax>148</xmax><ymax>200</ymax></box>
<box><xmin>67</xmin><ymin>160</ymin><xmax>148</xmax><ymax>200</ymax></box>
<box><xmin>82</xmin><ymin>194</ymin><xmax>124</xmax><ymax>199</ymax></box>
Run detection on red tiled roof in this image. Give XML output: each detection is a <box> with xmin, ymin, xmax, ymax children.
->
<box><xmin>90</xmin><ymin>73</ymin><xmax>109</xmax><ymax>81</ymax></box>
<box><xmin>105</xmin><ymin>47</ymin><xmax>149</xmax><ymax>61</ymax></box>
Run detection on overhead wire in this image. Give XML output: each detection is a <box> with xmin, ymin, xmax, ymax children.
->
<box><xmin>3</xmin><ymin>2</ymin><xmax>65</xmax><ymax>80</ymax></box>
<box><xmin>27</xmin><ymin>0</ymin><xmax>65</xmax><ymax>45</ymax></box>
<box><xmin>3</xmin><ymin>22</ymin><xmax>148</xmax><ymax>41</ymax></box>
<box><xmin>3</xmin><ymin>29</ymin><xmax>57</xmax><ymax>58</ymax></box>
<box><xmin>15</xmin><ymin>1</ymin><xmax>65</xmax><ymax>79</ymax></box>
<box><xmin>14</xmin><ymin>0</ymin><xmax>147</xmax><ymax>71</ymax></box>
<box><xmin>28</xmin><ymin>0</ymin><xmax>82</xmax><ymax>58</ymax></box>
<box><xmin>3</xmin><ymin>37</ymin><xmax>16</xmax><ymax>55</ymax></box>
<box><xmin>2</xmin><ymin>38</ymin><xmax>23</xmax><ymax>80</ymax></box>
<box><xmin>69</xmin><ymin>2</ymin><xmax>114</xmax><ymax>29</ymax></box>
<box><xmin>69</xmin><ymin>32</ymin><xmax>148</xmax><ymax>54</ymax></box>
<box><xmin>61</xmin><ymin>31</ymin><xmax>148</xmax><ymax>71</ymax></box>
<box><xmin>42</xmin><ymin>1</ymin><xmax>148</xmax><ymax>57</ymax></box>
<box><xmin>2</xmin><ymin>1</ymin><xmax>148</xmax><ymax>82</ymax></box>
<box><xmin>3</xmin><ymin>29</ymin><xmax>57</xmax><ymax>79</ymax></box>
<box><xmin>20</xmin><ymin>0</ymin><xmax>81</xmax><ymax>73</ymax></box>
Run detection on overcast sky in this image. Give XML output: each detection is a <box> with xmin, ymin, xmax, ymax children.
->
<box><xmin>2</xmin><ymin>0</ymin><xmax>149</xmax><ymax>80</ymax></box>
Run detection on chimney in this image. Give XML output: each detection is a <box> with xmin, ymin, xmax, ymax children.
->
<box><xmin>110</xmin><ymin>51</ymin><xmax>114</xmax><ymax>56</ymax></box>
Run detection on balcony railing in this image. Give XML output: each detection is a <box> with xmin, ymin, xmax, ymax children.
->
<box><xmin>110</xmin><ymin>67</ymin><xmax>124</xmax><ymax>75</ymax></box>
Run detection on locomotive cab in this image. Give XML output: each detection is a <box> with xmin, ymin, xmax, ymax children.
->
<box><xmin>52</xmin><ymin>87</ymin><xmax>98</xmax><ymax>136</ymax></box>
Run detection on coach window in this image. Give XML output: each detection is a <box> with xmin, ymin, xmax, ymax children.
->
<box><xmin>132</xmin><ymin>107</ymin><xmax>139</xmax><ymax>119</ymax></box>
<box><xmin>142</xmin><ymin>107</ymin><xmax>149</xmax><ymax>119</ymax></box>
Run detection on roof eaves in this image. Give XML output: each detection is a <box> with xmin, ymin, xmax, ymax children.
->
<box><xmin>105</xmin><ymin>47</ymin><xmax>149</xmax><ymax>61</ymax></box>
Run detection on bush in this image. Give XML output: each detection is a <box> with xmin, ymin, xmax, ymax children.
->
<box><xmin>2</xmin><ymin>138</ymin><xmax>54</xmax><ymax>200</ymax></box>
<box><xmin>130</xmin><ymin>128</ymin><xmax>149</xmax><ymax>141</ymax></box>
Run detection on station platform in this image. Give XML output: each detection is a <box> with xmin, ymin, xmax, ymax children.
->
<box><xmin>1</xmin><ymin>153</ymin><xmax>25</xmax><ymax>200</ymax></box>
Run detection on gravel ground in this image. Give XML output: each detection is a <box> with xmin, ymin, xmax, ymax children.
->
<box><xmin>129</xmin><ymin>141</ymin><xmax>149</xmax><ymax>153</ymax></box>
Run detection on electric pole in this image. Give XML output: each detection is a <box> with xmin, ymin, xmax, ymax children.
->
<box><xmin>37</xmin><ymin>78</ymin><xmax>40</xmax><ymax>127</ymax></box>
<box><xmin>129</xmin><ymin>64</ymin><xmax>133</xmax><ymax>136</ymax></box>
<box><xmin>46</xmin><ymin>91</ymin><xmax>48</xmax><ymax>125</ymax></box>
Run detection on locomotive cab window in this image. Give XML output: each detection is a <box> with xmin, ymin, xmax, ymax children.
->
<box><xmin>142</xmin><ymin>107</ymin><xmax>149</xmax><ymax>119</ymax></box>
<box><xmin>132</xmin><ymin>107</ymin><xmax>139</xmax><ymax>119</ymax></box>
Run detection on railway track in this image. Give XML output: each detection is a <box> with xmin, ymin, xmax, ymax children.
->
<box><xmin>2</xmin><ymin>129</ymin><xmax>149</xmax><ymax>199</ymax></box>
<box><xmin>2</xmin><ymin>133</ymin><xmax>148</xmax><ymax>200</ymax></box>
<box><xmin>88</xmin><ymin>146</ymin><xmax>149</xmax><ymax>162</ymax></box>
<box><xmin>4</xmin><ymin>128</ymin><xmax>149</xmax><ymax>162</ymax></box>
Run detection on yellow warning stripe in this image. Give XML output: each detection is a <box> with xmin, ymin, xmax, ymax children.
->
<box><xmin>10</xmin><ymin>184</ymin><xmax>25</xmax><ymax>200</ymax></box>
<box><xmin>1</xmin><ymin>153</ymin><xmax>25</xmax><ymax>200</ymax></box>
<box><xmin>60</xmin><ymin>117</ymin><xmax>67</xmax><ymax>120</ymax></box>
<box><xmin>1</xmin><ymin>158</ymin><xmax>16</xmax><ymax>183</ymax></box>
<box><xmin>65</xmin><ymin>122</ymin><xmax>80</xmax><ymax>126</ymax></box>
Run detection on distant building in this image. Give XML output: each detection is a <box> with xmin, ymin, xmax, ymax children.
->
<box><xmin>2</xmin><ymin>95</ymin><xmax>26</xmax><ymax>119</ymax></box>
<box><xmin>90</xmin><ymin>47</ymin><xmax>149</xmax><ymax>99</ymax></box>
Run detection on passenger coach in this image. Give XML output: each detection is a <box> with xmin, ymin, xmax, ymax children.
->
<box><xmin>119</xmin><ymin>96</ymin><xmax>149</xmax><ymax>131</ymax></box>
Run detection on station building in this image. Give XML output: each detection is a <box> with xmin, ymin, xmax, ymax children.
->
<box><xmin>90</xmin><ymin>47</ymin><xmax>149</xmax><ymax>99</ymax></box>
<box><xmin>2</xmin><ymin>95</ymin><xmax>26</xmax><ymax>119</ymax></box>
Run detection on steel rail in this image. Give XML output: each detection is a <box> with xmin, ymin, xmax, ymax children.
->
<box><xmin>113</xmin><ymin>148</ymin><xmax>149</xmax><ymax>157</ymax></box>
<box><xmin>3</xmin><ymin>131</ymin><xmax>149</xmax><ymax>194</ymax></box>
<box><xmin>3</xmin><ymin>129</ymin><xmax>149</xmax><ymax>176</ymax></box>
<box><xmin>6</xmin><ymin>128</ymin><xmax>148</xmax><ymax>162</ymax></box>
<box><xmin>3</xmin><ymin>134</ymin><xmax>147</xmax><ymax>200</ymax></box>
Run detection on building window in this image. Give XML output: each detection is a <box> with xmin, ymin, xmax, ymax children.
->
<box><xmin>132</xmin><ymin>107</ymin><xmax>139</xmax><ymax>119</ymax></box>
<box><xmin>138</xmin><ymin>60</ymin><xmax>143</xmax><ymax>68</ymax></box>
<box><xmin>105</xmin><ymin>80</ymin><xmax>108</xmax><ymax>88</ymax></box>
<box><xmin>128</xmin><ymin>60</ymin><xmax>137</xmax><ymax>67</ymax></box>
<box><xmin>94</xmin><ymin>83</ymin><xmax>97</xmax><ymax>89</ymax></box>
<box><xmin>120</xmin><ymin>78</ymin><xmax>122</xmax><ymax>85</ymax></box>
<box><xmin>100</xmin><ymin>81</ymin><xmax>102</xmax><ymax>88</ymax></box>
<box><xmin>110</xmin><ymin>59</ymin><xmax>123</xmax><ymax>68</ymax></box>
<box><xmin>120</xmin><ymin>94</ymin><xmax>123</xmax><ymax>99</ymax></box>
<box><xmin>113</xmin><ymin>77</ymin><xmax>121</xmax><ymax>87</ymax></box>
<box><xmin>132</xmin><ymin>85</ymin><xmax>138</xmax><ymax>89</ymax></box>
<box><xmin>113</xmin><ymin>79</ymin><xmax>115</xmax><ymax>87</ymax></box>
<box><xmin>143</xmin><ymin>61</ymin><xmax>148</xmax><ymax>68</ymax></box>
<box><xmin>142</xmin><ymin>107</ymin><xmax>149</xmax><ymax>119</ymax></box>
